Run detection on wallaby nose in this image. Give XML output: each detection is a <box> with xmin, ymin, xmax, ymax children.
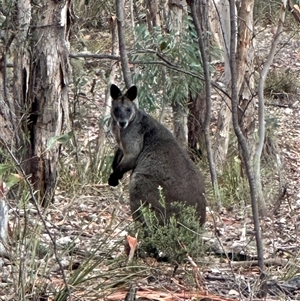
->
<box><xmin>119</xmin><ymin>121</ymin><xmax>127</xmax><ymax>128</ymax></box>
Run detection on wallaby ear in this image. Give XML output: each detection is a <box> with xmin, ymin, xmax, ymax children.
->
<box><xmin>110</xmin><ymin>84</ymin><xmax>122</xmax><ymax>100</ymax></box>
<box><xmin>125</xmin><ymin>86</ymin><xmax>137</xmax><ymax>101</ymax></box>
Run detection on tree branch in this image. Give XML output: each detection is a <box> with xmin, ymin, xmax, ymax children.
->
<box><xmin>69</xmin><ymin>51</ymin><xmax>231</xmax><ymax>100</ymax></box>
<box><xmin>69</xmin><ymin>53</ymin><xmax>120</xmax><ymax>60</ymax></box>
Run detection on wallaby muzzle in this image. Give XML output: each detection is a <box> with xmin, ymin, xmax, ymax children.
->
<box><xmin>118</xmin><ymin>121</ymin><xmax>128</xmax><ymax>129</ymax></box>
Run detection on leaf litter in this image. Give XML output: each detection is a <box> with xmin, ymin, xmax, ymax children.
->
<box><xmin>1</xmin><ymin>25</ymin><xmax>300</xmax><ymax>301</ymax></box>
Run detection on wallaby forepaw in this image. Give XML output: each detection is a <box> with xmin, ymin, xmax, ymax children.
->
<box><xmin>108</xmin><ymin>174</ymin><xmax>119</xmax><ymax>187</ymax></box>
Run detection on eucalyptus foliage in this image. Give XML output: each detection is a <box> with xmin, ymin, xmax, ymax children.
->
<box><xmin>132</xmin><ymin>16</ymin><xmax>204</xmax><ymax>111</ymax></box>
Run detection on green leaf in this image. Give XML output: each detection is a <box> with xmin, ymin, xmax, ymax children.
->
<box><xmin>7</xmin><ymin>174</ymin><xmax>22</xmax><ymax>188</ymax></box>
<box><xmin>47</xmin><ymin>131</ymin><xmax>73</xmax><ymax>150</ymax></box>
<box><xmin>0</xmin><ymin>164</ymin><xmax>11</xmax><ymax>176</ymax></box>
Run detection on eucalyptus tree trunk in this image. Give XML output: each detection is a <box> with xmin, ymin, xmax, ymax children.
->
<box><xmin>255</xmin><ymin>2</ymin><xmax>287</xmax><ymax>216</ymax></box>
<box><xmin>116</xmin><ymin>0</ymin><xmax>132</xmax><ymax>89</ymax></box>
<box><xmin>167</xmin><ymin>0</ymin><xmax>188</xmax><ymax>146</ymax></box>
<box><xmin>210</xmin><ymin>0</ymin><xmax>232</xmax><ymax>175</ymax></box>
<box><xmin>13</xmin><ymin>0</ymin><xmax>71</xmax><ymax>206</ymax></box>
<box><xmin>96</xmin><ymin>16</ymin><xmax>118</xmax><ymax>167</ymax></box>
<box><xmin>9</xmin><ymin>0</ymin><xmax>31</xmax><ymax>152</ymax></box>
<box><xmin>187</xmin><ymin>93</ymin><xmax>206</xmax><ymax>158</ymax></box>
<box><xmin>145</xmin><ymin>0</ymin><xmax>161</xmax><ymax>32</ymax></box>
<box><xmin>228</xmin><ymin>0</ymin><xmax>264</xmax><ymax>275</ymax></box>
<box><xmin>190</xmin><ymin>0</ymin><xmax>221</xmax><ymax>209</ymax></box>
<box><xmin>187</xmin><ymin>0</ymin><xmax>207</xmax><ymax>156</ymax></box>
<box><xmin>236</xmin><ymin>0</ymin><xmax>256</xmax><ymax>158</ymax></box>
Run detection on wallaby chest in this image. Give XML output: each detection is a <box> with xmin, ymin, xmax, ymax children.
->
<box><xmin>112</xmin><ymin>116</ymin><xmax>144</xmax><ymax>155</ymax></box>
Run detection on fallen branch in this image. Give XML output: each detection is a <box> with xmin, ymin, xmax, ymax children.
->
<box><xmin>230</xmin><ymin>257</ymin><xmax>288</xmax><ymax>268</ymax></box>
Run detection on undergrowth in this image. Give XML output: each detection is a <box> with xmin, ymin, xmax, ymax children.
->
<box><xmin>132</xmin><ymin>188</ymin><xmax>206</xmax><ymax>266</ymax></box>
<box><xmin>264</xmin><ymin>68</ymin><xmax>300</xmax><ymax>100</ymax></box>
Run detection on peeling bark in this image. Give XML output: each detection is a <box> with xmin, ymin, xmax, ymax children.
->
<box><xmin>27</xmin><ymin>1</ymin><xmax>71</xmax><ymax>205</ymax></box>
<box><xmin>210</xmin><ymin>0</ymin><xmax>232</xmax><ymax>175</ymax></box>
<box><xmin>168</xmin><ymin>0</ymin><xmax>188</xmax><ymax>146</ymax></box>
<box><xmin>236</xmin><ymin>0</ymin><xmax>256</xmax><ymax>159</ymax></box>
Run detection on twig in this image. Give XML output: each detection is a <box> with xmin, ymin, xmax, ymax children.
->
<box><xmin>177</xmin><ymin>240</ymin><xmax>205</xmax><ymax>291</ymax></box>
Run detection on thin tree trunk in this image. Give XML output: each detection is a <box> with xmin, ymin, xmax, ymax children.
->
<box><xmin>0</xmin><ymin>183</ymin><xmax>8</xmax><ymax>256</ymax></box>
<box><xmin>187</xmin><ymin>0</ymin><xmax>206</xmax><ymax>158</ymax></box>
<box><xmin>236</xmin><ymin>0</ymin><xmax>256</xmax><ymax>159</ymax></box>
<box><xmin>255</xmin><ymin>1</ymin><xmax>286</xmax><ymax>216</ymax></box>
<box><xmin>190</xmin><ymin>0</ymin><xmax>221</xmax><ymax>209</ymax></box>
<box><xmin>96</xmin><ymin>16</ymin><xmax>118</xmax><ymax>167</ymax></box>
<box><xmin>168</xmin><ymin>0</ymin><xmax>188</xmax><ymax>146</ymax></box>
<box><xmin>228</xmin><ymin>0</ymin><xmax>264</xmax><ymax>276</ymax></box>
<box><xmin>116</xmin><ymin>0</ymin><xmax>132</xmax><ymax>89</ymax></box>
<box><xmin>211</xmin><ymin>0</ymin><xmax>232</xmax><ymax>175</ymax></box>
<box><xmin>213</xmin><ymin>97</ymin><xmax>231</xmax><ymax>175</ymax></box>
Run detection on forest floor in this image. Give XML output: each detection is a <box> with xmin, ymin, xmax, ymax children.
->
<box><xmin>1</xmin><ymin>24</ymin><xmax>300</xmax><ymax>301</ymax></box>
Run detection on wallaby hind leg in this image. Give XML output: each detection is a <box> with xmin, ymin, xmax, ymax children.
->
<box><xmin>129</xmin><ymin>173</ymin><xmax>166</xmax><ymax>225</ymax></box>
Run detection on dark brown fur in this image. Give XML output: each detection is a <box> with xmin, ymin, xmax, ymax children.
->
<box><xmin>109</xmin><ymin>84</ymin><xmax>206</xmax><ymax>225</ymax></box>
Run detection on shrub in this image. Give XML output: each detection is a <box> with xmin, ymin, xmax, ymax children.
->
<box><xmin>135</xmin><ymin>188</ymin><xmax>206</xmax><ymax>265</ymax></box>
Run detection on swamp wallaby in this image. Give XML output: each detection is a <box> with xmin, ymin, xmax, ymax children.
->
<box><xmin>108</xmin><ymin>84</ymin><xmax>206</xmax><ymax>225</ymax></box>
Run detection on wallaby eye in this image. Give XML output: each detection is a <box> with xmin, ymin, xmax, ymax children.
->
<box><xmin>114</xmin><ymin>107</ymin><xmax>120</xmax><ymax>115</ymax></box>
<box><xmin>126</xmin><ymin>108</ymin><xmax>132</xmax><ymax>113</ymax></box>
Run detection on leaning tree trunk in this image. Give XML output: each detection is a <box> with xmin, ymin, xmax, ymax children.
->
<box><xmin>16</xmin><ymin>1</ymin><xmax>71</xmax><ymax>206</ymax></box>
<box><xmin>235</xmin><ymin>0</ymin><xmax>267</xmax><ymax>216</ymax></box>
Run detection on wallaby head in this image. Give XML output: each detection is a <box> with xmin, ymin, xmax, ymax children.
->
<box><xmin>110</xmin><ymin>84</ymin><xmax>137</xmax><ymax>129</ymax></box>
